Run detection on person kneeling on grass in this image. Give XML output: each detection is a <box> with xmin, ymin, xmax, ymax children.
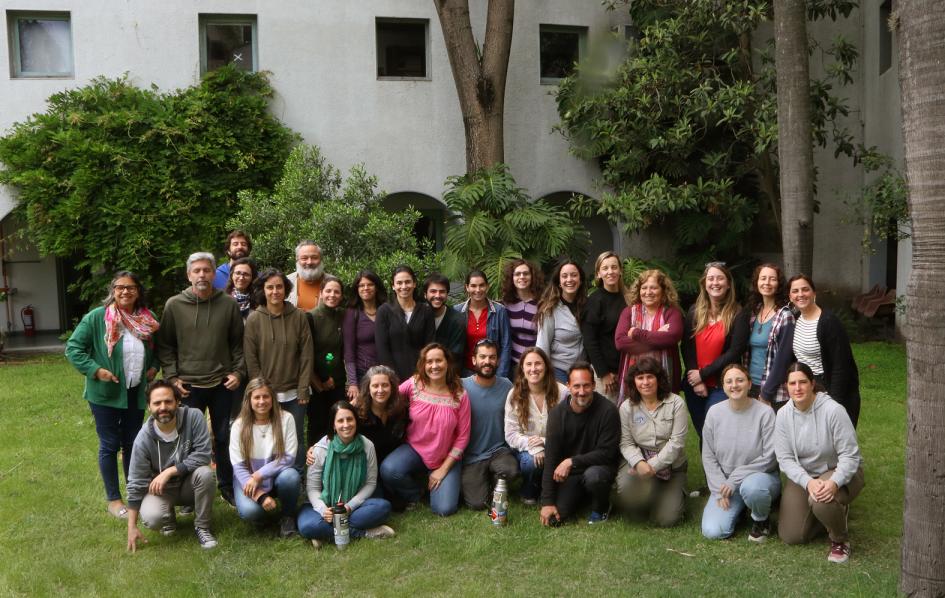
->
<box><xmin>701</xmin><ymin>364</ymin><xmax>780</xmax><ymax>541</ymax></box>
<box><xmin>230</xmin><ymin>378</ymin><xmax>300</xmax><ymax>537</ymax></box>
<box><xmin>126</xmin><ymin>380</ymin><xmax>218</xmax><ymax>551</ymax></box>
<box><xmin>297</xmin><ymin>401</ymin><xmax>395</xmax><ymax>549</ymax></box>
<box><xmin>775</xmin><ymin>362</ymin><xmax>864</xmax><ymax>564</ymax></box>
<box><xmin>614</xmin><ymin>357</ymin><xmax>689</xmax><ymax>527</ymax></box>
<box><xmin>539</xmin><ymin>363</ymin><xmax>620</xmax><ymax>526</ymax></box>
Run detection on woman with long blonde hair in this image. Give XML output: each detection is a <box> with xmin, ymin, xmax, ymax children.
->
<box><xmin>229</xmin><ymin>377</ymin><xmax>300</xmax><ymax>537</ymax></box>
<box><xmin>681</xmin><ymin>263</ymin><xmax>749</xmax><ymax>444</ymax></box>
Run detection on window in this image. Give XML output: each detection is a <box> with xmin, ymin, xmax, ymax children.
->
<box><xmin>879</xmin><ymin>0</ymin><xmax>892</xmax><ymax>75</ymax></box>
<box><xmin>376</xmin><ymin>18</ymin><xmax>428</xmax><ymax>79</ymax></box>
<box><xmin>199</xmin><ymin>14</ymin><xmax>257</xmax><ymax>74</ymax></box>
<box><xmin>539</xmin><ymin>25</ymin><xmax>587</xmax><ymax>84</ymax></box>
<box><xmin>7</xmin><ymin>11</ymin><xmax>73</xmax><ymax>78</ymax></box>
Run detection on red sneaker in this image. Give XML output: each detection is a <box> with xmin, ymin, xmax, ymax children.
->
<box><xmin>828</xmin><ymin>541</ymin><xmax>851</xmax><ymax>563</ymax></box>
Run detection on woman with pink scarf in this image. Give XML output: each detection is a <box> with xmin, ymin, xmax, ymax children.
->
<box><xmin>614</xmin><ymin>269</ymin><xmax>684</xmax><ymax>403</ymax></box>
<box><xmin>66</xmin><ymin>271</ymin><xmax>160</xmax><ymax>519</ymax></box>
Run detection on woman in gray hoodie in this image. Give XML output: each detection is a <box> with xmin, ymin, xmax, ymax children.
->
<box><xmin>775</xmin><ymin>362</ymin><xmax>864</xmax><ymax>564</ymax></box>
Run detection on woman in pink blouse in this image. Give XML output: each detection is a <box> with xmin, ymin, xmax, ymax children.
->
<box><xmin>379</xmin><ymin>343</ymin><xmax>470</xmax><ymax>516</ymax></box>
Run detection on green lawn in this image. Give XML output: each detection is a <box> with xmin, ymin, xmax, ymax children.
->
<box><xmin>0</xmin><ymin>343</ymin><xmax>905</xmax><ymax>597</ymax></box>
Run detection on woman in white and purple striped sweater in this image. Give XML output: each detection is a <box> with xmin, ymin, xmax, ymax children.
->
<box><xmin>229</xmin><ymin>378</ymin><xmax>300</xmax><ymax>537</ymax></box>
<box><xmin>501</xmin><ymin>259</ymin><xmax>545</xmax><ymax>370</ymax></box>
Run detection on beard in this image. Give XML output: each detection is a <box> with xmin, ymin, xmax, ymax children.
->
<box><xmin>296</xmin><ymin>262</ymin><xmax>324</xmax><ymax>283</ymax></box>
<box><xmin>475</xmin><ymin>364</ymin><xmax>497</xmax><ymax>379</ymax></box>
<box><xmin>228</xmin><ymin>248</ymin><xmax>248</xmax><ymax>260</ymax></box>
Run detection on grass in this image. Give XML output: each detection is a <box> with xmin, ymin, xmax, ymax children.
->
<box><xmin>0</xmin><ymin>343</ymin><xmax>905</xmax><ymax>597</ymax></box>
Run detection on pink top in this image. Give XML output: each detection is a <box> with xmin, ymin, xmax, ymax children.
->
<box><xmin>401</xmin><ymin>377</ymin><xmax>471</xmax><ymax>469</ymax></box>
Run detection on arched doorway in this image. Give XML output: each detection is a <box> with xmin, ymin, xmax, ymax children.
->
<box><xmin>383</xmin><ymin>192</ymin><xmax>446</xmax><ymax>254</ymax></box>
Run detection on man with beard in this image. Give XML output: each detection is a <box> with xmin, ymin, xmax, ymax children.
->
<box><xmin>540</xmin><ymin>363</ymin><xmax>620</xmax><ymax>526</ymax></box>
<box><xmin>424</xmin><ymin>273</ymin><xmax>466</xmax><ymax>365</ymax></box>
<box><xmin>460</xmin><ymin>339</ymin><xmax>519</xmax><ymax>510</ymax></box>
<box><xmin>212</xmin><ymin>230</ymin><xmax>252</xmax><ymax>290</ymax></box>
<box><xmin>287</xmin><ymin>240</ymin><xmax>325</xmax><ymax>311</ymax></box>
<box><xmin>126</xmin><ymin>380</ymin><xmax>218</xmax><ymax>551</ymax></box>
<box><xmin>156</xmin><ymin>252</ymin><xmax>244</xmax><ymax>505</ymax></box>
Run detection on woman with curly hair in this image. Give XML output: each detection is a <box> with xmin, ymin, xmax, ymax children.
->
<box><xmin>501</xmin><ymin>259</ymin><xmax>544</xmax><ymax>370</ymax></box>
<box><xmin>343</xmin><ymin>270</ymin><xmax>388</xmax><ymax>403</ymax></box>
<box><xmin>614</xmin><ymin>268</ymin><xmax>685</xmax><ymax>402</ymax></box>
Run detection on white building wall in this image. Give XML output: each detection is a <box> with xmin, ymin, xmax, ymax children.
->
<box><xmin>0</xmin><ymin>0</ymin><xmax>628</xmax><ymax>332</ymax></box>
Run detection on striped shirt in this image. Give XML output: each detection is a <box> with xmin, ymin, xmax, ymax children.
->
<box><xmin>505</xmin><ymin>299</ymin><xmax>538</xmax><ymax>365</ymax></box>
<box><xmin>793</xmin><ymin>316</ymin><xmax>823</xmax><ymax>375</ymax></box>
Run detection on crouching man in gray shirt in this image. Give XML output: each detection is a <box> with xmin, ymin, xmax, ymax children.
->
<box><xmin>126</xmin><ymin>380</ymin><xmax>218</xmax><ymax>551</ymax></box>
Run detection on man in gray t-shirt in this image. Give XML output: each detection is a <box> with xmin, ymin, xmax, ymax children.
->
<box><xmin>460</xmin><ymin>339</ymin><xmax>519</xmax><ymax>509</ymax></box>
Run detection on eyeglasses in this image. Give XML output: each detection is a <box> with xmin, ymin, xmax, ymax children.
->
<box><xmin>513</xmin><ymin>272</ymin><xmax>531</xmax><ymax>278</ymax></box>
<box><xmin>113</xmin><ymin>284</ymin><xmax>138</xmax><ymax>292</ymax></box>
<box><xmin>475</xmin><ymin>338</ymin><xmax>495</xmax><ymax>347</ymax></box>
<box><xmin>704</xmin><ymin>261</ymin><xmax>727</xmax><ymax>270</ymax></box>
<box><xmin>232</xmin><ymin>272</ymin><xmax>252</xmax><ymax>278</ymax></box>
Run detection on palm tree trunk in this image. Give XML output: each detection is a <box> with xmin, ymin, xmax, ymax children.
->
<box><xmin>774</xmin><ymin>0</ymin><xmax>814</xmax><ymax>275</ymax></box>
<box><xmin>899</xmin><ymin>3</ymin><xmax>945</xmax><ymax>595</ymax></box>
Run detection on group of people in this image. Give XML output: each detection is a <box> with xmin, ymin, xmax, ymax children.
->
<box><xmin>64</xmin><ymin>231</ymin><xmax>864</xmax><ymax>563</ymax></box>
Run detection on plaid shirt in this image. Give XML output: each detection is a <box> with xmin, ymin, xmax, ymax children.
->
<box><xmin>748</xmin><ymin>305</ymin><xmax>795</xmax><ymax>404</ymax></box>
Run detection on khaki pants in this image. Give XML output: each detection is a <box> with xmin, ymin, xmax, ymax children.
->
<box><xmin>778</xmin><ymin>467</ymin><xmax>865</xmax><ymax>544</ymax></box>
<box><xmin>139</xmin><ymin>465</ymin><xmax>216</xmax><ymax>530</ymax></box>
<box><xmin>614</xmin><ymin>462</ymin><xmax>687</xmax><ymax>527</ymax></box>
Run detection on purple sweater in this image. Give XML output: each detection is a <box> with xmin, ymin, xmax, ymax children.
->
<box><xmin>504</xmin><ymin>299</ymin><xmax>538</xmax><ymax>366</ymax></box>
<box><xmin>343</xmin><ymin>308</ymin><xmax>379</xmax><ymax>387</ymax></box>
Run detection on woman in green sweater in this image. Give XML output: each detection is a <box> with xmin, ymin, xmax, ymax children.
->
<box><xmin>308</xmin><ymin>275</ymin><xmax>346</xmax><ymax>447</ymax></box>
<box><xmin>65</xmin><ymin>271</ymin><xmax>159</xmax><ymax>519</ymax></box>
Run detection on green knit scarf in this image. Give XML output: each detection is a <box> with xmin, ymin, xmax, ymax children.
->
<box><xmin>321</xmin><ymin>434</ymin><xmax>366</xmax><ymax>505</ymax></box>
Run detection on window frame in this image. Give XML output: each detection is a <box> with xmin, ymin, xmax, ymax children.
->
<box><xmin>7</xmin><ymin>10</ymin><xmax>74</xmax><ymax>79</ymax></box>
<box><xmin>375</xmin><ymin>17</ymin><xmax>431</xmax><ymax>81</ymax></box>
<box><xmin>198</xmin><ymin>13</ymin><xmax>258</xmax><ymax>75</ymax></box>
<box><xmin>538</xmin><ymin>24</ymin><xmax>588</xmax><ymax>85</ymax></box>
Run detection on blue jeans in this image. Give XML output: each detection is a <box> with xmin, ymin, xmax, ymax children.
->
<box><xmin>514</xmin><ymin>450</ymin><xmax>542</xmax><ymax>500</ymax></box>
<box><xmin>683</xmin><ymin>383</ymin><xmax>727</xmax><ymax>444</ymax></box>
<box><xmin>89</xmin><ymin>400</ymin><xmax>144</xmax><ymax>501</ymax></box>
<box><xmin>379</xmin><ymin>443</ymin><xmax>462</xmax><ymax>516</ymax></box>
<box><xmin>234</xmin><ymin>468</ymin><xmax>301</xmax><ymax>521</ymax></box>
<box><xmin>701</xmin><ymin>471</ymin><xmax>782</xmax><ymax>539</ymax></box>
<box><xmin>297</xmin><ymin>498</ymin><xmax>391</xmax><ymax>540</ymax></box>
<box><xmin>183</xmin><ymin>383</ymin><xmax>234</xmax><ymax>490</ymax></box>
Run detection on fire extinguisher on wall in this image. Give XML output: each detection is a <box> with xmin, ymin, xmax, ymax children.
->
<box><xmin>21</xmin><ymin>305</ymin><xmax>35</xmax><ymax>337</ymax></box>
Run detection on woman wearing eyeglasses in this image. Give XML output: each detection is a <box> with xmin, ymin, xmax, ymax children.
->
<box><xmin>66</xmin><ymin>271</ymin><xmax>160</xmax><ymax>519</ymax></box>
<box><xmin>225</xmin><ymin>257</ymin><xmax>258</xmax><ymax>320</ymax></box>
<box><xmin>501</xmin><ymin>259</ymin><xmax>544</xmax><ymax>371</ymax></box>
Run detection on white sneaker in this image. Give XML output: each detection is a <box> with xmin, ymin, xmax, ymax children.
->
<box><xmin>364</xmin><ymin>525</ymin><xmax>396</xmax><ymax>540</ymax></box>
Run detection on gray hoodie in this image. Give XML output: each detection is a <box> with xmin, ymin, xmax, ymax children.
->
<box><xmin>774</xmin><ymin>392</ymin><xmax>862</xmax><ymax>489</ymax></box>
<box><xmin>126</xmin><ymin>404</ymin><xmax>212</xmax><ymax>510</ymax></box>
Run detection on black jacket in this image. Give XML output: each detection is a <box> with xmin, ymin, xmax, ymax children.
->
<box><xmin>375</xmin><ymin>301</ymin><xmax>435</xmax><ymax>381</ymax></box>
<box><xmin>784</xmin><ymin>307</ymin><xmax>861</xmax><ymax>427</ymax></box>
<box><xmin>581</xmin><ymin>288</ymin><xmax>626</xmax><ymax>376</ymax></box>
<box><xmin>434</xmin><ymin>306</ymin><xmax>467</xmax><ymax>368</ymax></box>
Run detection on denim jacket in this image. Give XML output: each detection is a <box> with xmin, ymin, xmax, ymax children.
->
<box><xmin>454</xmin><ymin>299</ymin><xmax>512</xmax><ymax>378</ymax></box>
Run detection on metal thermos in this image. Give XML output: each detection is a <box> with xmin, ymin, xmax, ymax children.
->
<box><xmin>331</xmin><ymin>501</ymin><xmax>349</xmax><ymax>550</ymax></box>
<box><xmin>490</xmin><ymin>477</ymin><xmax>509</xmax><ymax>526</ymax></box>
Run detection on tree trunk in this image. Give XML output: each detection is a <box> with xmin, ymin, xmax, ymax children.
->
<box><xmin>898</xmin><ymin>3</ymin><xmax>945</xmax><ymax>595</ymax></box>
<box><xmin>434</xmin><ymin>0</ymin><xmax>514</xmax><ymax>173</ymax></box>
<box><xmin>774</xmin><ymin>0</ymin><xmax>814</xmax><ymax>275</ymax></box>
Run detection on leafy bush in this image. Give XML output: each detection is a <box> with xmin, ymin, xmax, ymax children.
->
<box><xmin>440</xmin><ymin>164</ymin><xmax>589</xmax><ymax>295</ymax></box>
<box><xmin>228</xmin><ymin>145</ymin><xmax>439</xmax><ymax>287</ymax></box>
<box><xmin>0</xmin><ymin>66</ymin><xmax>297</xmax><ymax>308</ymax></box>
<box><xmin>556</xmin><ymin>0</ymin><xmax>865</xmax><ymax>271</ymax></box>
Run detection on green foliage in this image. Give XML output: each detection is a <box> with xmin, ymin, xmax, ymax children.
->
<box><xmin>844</xmin><ymin>152</ymin><xmax>909</xmax><ymax>252</ymax></box>
<box><xmin>0</xmin><ymin>66</ymin><xmax>297</xmax><ymax>308</ymax></box>
<box><xmin>228</xmin><ymin>145</ymin><xmax>439</xmax><ymax>288</ymax></box>
<box><xmin>556</xmin><ymin>0</ymin><xmax>870</xmax><ymax>270</ymax></box>
<box><xmin>441</xmin><ymin>164</ymin><xmax>589</xmax><ymax>296</ymax></box>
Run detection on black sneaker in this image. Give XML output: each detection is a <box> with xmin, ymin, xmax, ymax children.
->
<box><xmin>220</xmin><ymin>487</ymin><xmax>235</xmax><ymax>507</ymax></box>
<box><xmin>279</xmin><ymin>516</ymin><xmax>298</xmax><ymax>538</ymax></box>
<box><xmin>195</xmin><ymin>527</ymin><xmax>218</xmax><ymax>549</ymax></box>
<box><xmin>748</xmin><ymin>518</ymin><xmax>770</xmax><ymax>543</ymax></box>
<box><xmin>179</xmin><ymin>505</ymin><xmax>194</xmax><ymax>516</ymax></box>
